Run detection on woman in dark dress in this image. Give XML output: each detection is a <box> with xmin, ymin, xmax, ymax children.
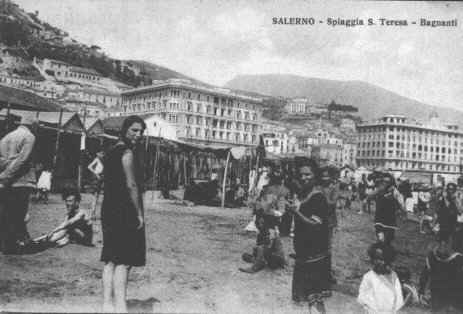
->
<box><xmin>288</xmin><ymin>159</ymin><xmax>330</xmax><ymax>314</ymax></box>
<box><xmin>101</xmin><ymin>115</ymin><xmax>146</xmax><ymax>313</ymax></box>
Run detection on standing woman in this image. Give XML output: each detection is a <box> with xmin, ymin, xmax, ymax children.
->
<box><xmin>288</xmin><ymin>159</ymin><xmax>330</xmax><ymax>314</ymax></box>
<box><xmin>101</xmin><ymin>116</ymin><xmax>146</xmax><ymax>312</ymax></box>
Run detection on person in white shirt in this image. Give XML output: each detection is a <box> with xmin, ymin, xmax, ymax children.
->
<box><xmin>358</xmin><ymin>242</ymin><xmax>404</xmax><ymax>314</ymax></box>
<box><xmin>36</xmin><ymin>168</ymin><xmax>52</xmax><ymax>203</ymax></box>
<box><xmin>88</xmin><ymin>151</ymin><xmax>104</xmax><ymax>220</ymax></box>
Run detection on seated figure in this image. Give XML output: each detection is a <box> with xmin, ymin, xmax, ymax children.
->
<box><xmin>45</xmin><ymin>188</ymin><xmax>93</xmax><ymax>247</ymax></box>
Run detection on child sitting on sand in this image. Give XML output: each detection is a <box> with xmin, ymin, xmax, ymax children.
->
<box><xmin>358</xmin><ymin>242</ymin><xmax>404</xmax><ymax>314</ymax></box>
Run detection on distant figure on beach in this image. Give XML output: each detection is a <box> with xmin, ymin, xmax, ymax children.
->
<box><xmin>88</xmin><ymin>151</ymin><xmax>105</xmax><ymax>220</ymax></box>
<box><xmin>100</xmin><ymin>116</ymin><xmax>146</xmax><ymax>313</ymax></box>
<box><xmin>36</xmin><ymin>167</ymin><xmax>52</xmax><ymax>204</ymax></box>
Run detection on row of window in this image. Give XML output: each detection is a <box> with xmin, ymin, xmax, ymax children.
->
<box><xmin>123</xmin><ymin>101</ymin><xmax>258</xmax><ymax>121</ymax></box>
<box><xmin>359</xmin><ymin>127</ymin><xmax>461</xmax><ymax>140</ymax></box>
<box><xmin>160</xmin><ymin>113</ymin><xmax>259</xmax><ymax>132</ymax></box>
<box><xmin>359</xmin><ymin>142</ymin><xmax>461</xmax><ymax>154</ymax></box>
<box><xmin>358</xmin><ymin>150</ymin><xmax>460</xmax><ymax>162</ymax></box>
<box><xmin>123</xmin><ymin>88</ymin><xmax>258</xmax><ymax>111</ymax></box>
<box><xmin>183</xmin><ymin>127</ymin><xmax>257</xmax><ymax>144</ymax></box>
<box><xmin>358</xmin><ymin>160</ymin><xmax>460</xmax><ymax>173</ymax></box>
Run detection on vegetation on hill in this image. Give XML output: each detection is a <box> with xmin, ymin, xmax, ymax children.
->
<box><xmin>0</xmin><ymin>0</ymin><xmax>201</xmax><ymax>88</ymax></box>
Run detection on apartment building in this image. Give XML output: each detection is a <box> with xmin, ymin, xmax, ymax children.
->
<box><xmin>357</xmin><ymin>114</ymin><xmax>463</xmax><ymax>176</ymax></box>
<box><xmin>119</xmin><ymin>79</ymin><xmax>263</xmax><ymax>146</ymax></box>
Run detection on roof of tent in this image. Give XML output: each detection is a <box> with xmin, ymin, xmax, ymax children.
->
<box><xmin>0</xmin><ymin>109</ymin><xmax>85</xmax><ymax>134</ymax></box>
<box><xmin>0</xmin><ymin>85</ymin><xmax>63</xmax><ymax>111</ymax></box>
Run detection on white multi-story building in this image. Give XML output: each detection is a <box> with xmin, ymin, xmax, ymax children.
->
<box><xmin>357</xmin><ymin>114</ymin><xmax>463</xmax><ymax>178</ymax></box>
<box><xmin>342</xmin><ymin>142</ymin><xmax>357</xmax><ymax>167</ymax></box>
<box><xmin>119</xmin><ymin>79</ymin><xmax>263</xmax><ymax>146</ymax></box>
<box><xmin>35</xmin><ymin>58</ymin><xmax>102</xmax><ymax>84</ymax></box>
<box><xmin>261</xmin><ymin>120</ymin><xmax>289</xmax><ymax>155</ymax></box>
<box><xmin>65</xmin><ymin>89</ymin><xmax>120</xmax><ymax>108</ymax></box>
<box><xmin>285</xmin><ymin>98</ymin><xmax>309</xmax><ymax>114</ymax></box>
<box><xmin>285</xmin><ymin>98</ymin><xmax>327</xmax><ymax>115</ymax></box>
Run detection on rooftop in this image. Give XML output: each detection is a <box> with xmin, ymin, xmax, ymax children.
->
<box><xmin>122</xmin><ymin>79</ymin><xmax>263</xmax><ymax>104</ymax></box>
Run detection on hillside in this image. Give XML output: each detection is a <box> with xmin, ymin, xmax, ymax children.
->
<box><xmin>225</xmin><ymin>74</ymin><xmax>463</xmax><ymax>125</ymax></box>
<box><xmin>0</xmin><ymin>0</ymin><xmax>204</xmax><ymax>89</ymax></box>
<box><xmin>128</xmin><ymin>60</ymin><xmax>206</xmax><ymax>86</ymax></box>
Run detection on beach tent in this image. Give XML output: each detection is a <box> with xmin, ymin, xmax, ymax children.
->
<box><xmin>0</xmin><ymin>109</ymin><xmax>85</xmax><ymax>191</ymax></box>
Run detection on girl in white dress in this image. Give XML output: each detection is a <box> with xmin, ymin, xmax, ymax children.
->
<box><xmin>358</xmin><ymin>242</ymin><xmax>404</xmax><ymax>314</ymax></box>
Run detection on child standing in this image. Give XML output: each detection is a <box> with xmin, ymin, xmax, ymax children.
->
<box><xmin>358</xmin><ymin>242</ymin><xmax>404</xmax><ymax>314</ymax></box>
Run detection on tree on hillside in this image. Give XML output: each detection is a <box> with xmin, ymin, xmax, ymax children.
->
<box><xmin>261</xmin><ymin>97</ymin><xmax>287</xmax><ymax>121</ymax></box>
<box><xmin>327</xmin><ymin>100</ymin><xmax>358</xmax><ymax>119</ymax></box>
<box><xmin>0</xmin><ymin>20</ymin><xmax>29</xmax><ymax>46</ymax></box>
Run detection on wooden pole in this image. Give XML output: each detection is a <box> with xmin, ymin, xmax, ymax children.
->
<box><xmin>151</xmin><ymin>143</ymin><xmax>159</xmax><ymax>201</ymax></box>
<box><xmin>221</xmin><ymin>150</ymin><xmax>231</xmax><ymax>208</ymax></box>
<box><xmin>77</xmin><ymin>108</ymin><xmax>87</xmax><ymax>191</ymax></box>
<box><xmin>183</xmin><ymin>153</ymin><xmax>188</xmax><ymax>186</ymax></box>
<box><xmin>52</xmin><ymin>109</ymin><xmax>64</xmax><ymax>189</ymax></box>
<box><xmin>5</xmin><ymin>102</ymin><xmax>11</xmax><ymax>133</ymax></box>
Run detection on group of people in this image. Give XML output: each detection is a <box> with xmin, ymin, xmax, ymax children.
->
<box><xmin>2</xmin><ymin>113</ymin><xmax>463</xmax><ymax>313</ymax></box>
<box><xmin>0</xmin><ymin>115</ymin><xmax>147</xmax><ymax>312</ymax></box>
<box><xmin>239</xmin><ymin>160</ymin><xmax>339</xmax><ymax>313</ymax></box>
<box><xmin>238</xmin><ymin>163</ymin><xmax>463</xmax><ymax>313</ymax></box>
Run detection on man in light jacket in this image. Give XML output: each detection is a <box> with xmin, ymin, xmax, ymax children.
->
<box><xmin>0</xmin><ymin>115</ymin><xmax>38</xmax><ymax>254</ymax></box>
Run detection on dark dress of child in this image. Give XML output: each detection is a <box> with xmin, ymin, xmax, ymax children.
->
<box><xmin>100</xmin><ymin>142</ymin><xmax>146</xmax><ymax>267</ymax></box>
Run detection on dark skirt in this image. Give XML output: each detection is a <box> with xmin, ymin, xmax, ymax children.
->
<box><xmin>292</xmin><ymin>255</ymin><xmax>330</xmax><ymax>305</ymax></box>
<box><xmin>100</xmin><ymin>209</ymin><xmax>146</xmax><ymax>267</ymax></box>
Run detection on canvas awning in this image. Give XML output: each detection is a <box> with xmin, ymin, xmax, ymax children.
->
<box><xmin>0</xmin><ymin>109</ymin><xmax>85</xmax><ymax>134</ymax></box>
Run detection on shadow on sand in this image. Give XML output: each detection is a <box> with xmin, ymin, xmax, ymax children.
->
<box><xmin>127</xmin><ymin>297</ymin><xmax>160</xmax><ymax>313</ymax></box>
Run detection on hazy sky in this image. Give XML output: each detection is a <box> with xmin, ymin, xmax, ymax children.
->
<box><xmin>14</xmin><ymin>0</ymin><xmax>463</xmax><ymax>110</ymax></box>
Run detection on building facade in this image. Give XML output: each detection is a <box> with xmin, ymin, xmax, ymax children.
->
<box><xmin>357</xmin><ymin>114</ymin><xmax>463</xmax><ymax>177</ymax></box>
<box><xmin>312</xmin><ymin>144</ymin><xmax>343</xmax><ymax>166</ymax></box>
<box><xmin>35</xmin><ymin>58</ymin><xmax>102</xmax><ymax>84</ymax></box>
<box><xmin>342</xmin><ymin>142</ymin><xmax>357</xmax><ymax>167</ymax></box>
<box><xmin>285</xmin><ymin>98</ymin><xmax>308</xmax><ymax>114</ymax></box>
<box><xmin>119</xmin><ymin>79</ymin><xmax>263</xmax><ymax>146</ymax></box>
<box><xmin>261</xmin><ymin>121</ymin><xmax>288</xmax><ymax>155</ymax></box>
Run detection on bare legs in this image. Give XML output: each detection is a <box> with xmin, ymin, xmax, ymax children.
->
<box><xmin>102</xmin><ymin>262</ymin><xmax>131</xmax><ymax>313</ymax></box>
<box><xmin>310</xmin><ymin>301</ymin><xmax>326</xmax><ymax>314</ymax></box>
<box><xmin>102</xmin><ymin>262</ymin><xmax>114</xmax><ymax>312</ymax></box>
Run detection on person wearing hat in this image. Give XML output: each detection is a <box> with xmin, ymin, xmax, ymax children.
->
<box><xmin>0</xmin><ymin>115</ymin><xmax>39</xmax><ymax>254</ymax></box>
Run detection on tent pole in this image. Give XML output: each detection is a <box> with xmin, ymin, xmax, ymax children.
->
<box><xmin>52</xmin><ymin>109</ymin><xmax>64</xmax><ymax>190</ymax></box>
<box><xmin>183</xmin><ymin>153</ymin><xmax>188</xmax><ymax>186</ymax></box>
<box><xmin>5</xmin><ymin>102</ymin><xmax>11</xmax><ymax>133</ymax></box>
<box><xmin>221</xmin><ymin>150</ymin><xmax>231</xmax><ymax>208</ymax></box>
<box><xmin>151</xmin><ymin>143</ymin><xmax>159</xmax><ymax>201</ymax></box>
<box><xmin>77</xmin><ymin>108</ymin><xmax>88</xmax><ymax>191</ymax></box>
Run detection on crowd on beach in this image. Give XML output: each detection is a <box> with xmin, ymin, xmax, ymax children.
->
<box><xmin>237</xmin><ymin>159</ymin><xmax>463</xmax><ymax>313</ymax></box>
<box><xmin>1</xmin><ymin>114</ymin><xmax>463</xmax><ymax>313</ymax></box>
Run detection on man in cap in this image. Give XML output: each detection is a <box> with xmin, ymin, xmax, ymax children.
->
<box><xmin>0</xmin><ymin>115</ymin><xmax>39</xmax><ymax>254</ymax></box>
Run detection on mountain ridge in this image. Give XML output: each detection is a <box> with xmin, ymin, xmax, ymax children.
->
<box><xmin>225</xmin><ymin>74</ymin><xmax>463</xmax><ymax>126</ymax></box>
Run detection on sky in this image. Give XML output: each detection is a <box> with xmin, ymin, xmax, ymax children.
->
<box><xmin>14</xmin><ymin>0</ymin><xmax>463</xmax><ymax>111</ymax></box>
